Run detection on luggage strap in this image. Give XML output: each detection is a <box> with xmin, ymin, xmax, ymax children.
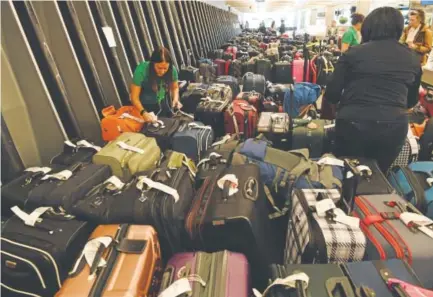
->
<box><xmin>117</xmin><ymin>141</ymin><xmax>145</xmax><ymax>154</ymax></box>
<box><xmin>119</xmin><ymin>113</ymin><xmax>145</xmax><ymax>123</ymax></box>
<box><xmin>136</xmin><ymin>176</ymin><xmax>179</xmax><ymax>202</ymax></box>
<box><xmin>76</xmin><ymin>140</ymin><xmax>101</xmax><ymax>152</ymax></box>
<box><xmin>188</xmin><ymin>122</ymin><xmax>212</xmax><ymax>130</ymax></box>
<box><xmin>253</xmin><ymin>272</ymin><xmax>309</xmax><ymax>297</ymax></box>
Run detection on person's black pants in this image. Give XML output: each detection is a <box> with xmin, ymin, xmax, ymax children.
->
<box><xmin>334</xmin><ymin>119</ymin><xmax>408</xmax><ymax>172</ymax></box>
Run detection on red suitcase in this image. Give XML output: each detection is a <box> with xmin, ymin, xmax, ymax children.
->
<box><xmin>214</xmin><ymin>59</ymin><xmax>226</xmax><ymax>77</ymax></box>
<box><xmin>224</xmin><ymin>100</ymin><xmax>258</xmax><ymax>139</ymax></box>
<box><xmin>235</xmin><ymin>91</ymin><xmax>264</xmax><ymax>112</ymax></box>
<box><xmin>225</xmin><ymin>60</ymin><xmax>231</xmax><ymax>75</ymax></box>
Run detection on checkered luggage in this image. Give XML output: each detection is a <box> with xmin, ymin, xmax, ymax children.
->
<box><xmin>285</xmin><ymin>189</ymin><xmax>366</xmax><ymax>265</ymax></box>
<box><xmin>390</xmin><ymin>129</ymin><xmax>419</xmax><ymax>169</ymax></box>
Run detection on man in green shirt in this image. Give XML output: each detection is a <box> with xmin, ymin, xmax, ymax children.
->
<box><xmin>130</xmin><ymin>47</ymin><xmax>181</xmax><ymax>121</ymax></box>
<box><xmin>341</xmin><ymin>13</ymin><xmax>365</xmax><ymax>52</ymax></box>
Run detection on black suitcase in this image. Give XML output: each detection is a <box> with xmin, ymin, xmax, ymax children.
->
<box><xmin>223</xmin><ymin>52</ymin><xmax>233</xmax><ymax>61</ymax></box>
<box><xmin>185</xmin><ymin>163</ymin><xmax>281</xmax><ymax>289</ymax></box>
<box><xmin>50</xmin><ymin>139</ymin><xmax>100</xmax><ymax>166</ymax></box>
<box><xmin>273</xmin><ymin>61</ymin><xmax>293</xmax><ymax>84</ymax></box>
<box><xmin>179</xmin><ymin>65</ymin><xmax>200</xmax><ymax>82</ymax></box>
<box><xmin>71</xmin><ymin>151</ymin><xmax>195</xmax><ymax>256</ymax></box>
<box><xmin>194</xmin><ymin>98</ymin><xmax>230</xmax><ymax>138</ymax></box>
<box><xmin>215</xmin><ymin>75</ymin><xmax>240</xmax><ymax>98</ymax></box>
<box><xmin>27</xmin><ymin>162</ymin><xmax>111</xmax><ymax>211</ymax></box>
<box><xmin>1</xmin><ymin>212</ymin><xmax>94</xmax><ymax>297</ymax></box>
<box><xmin>180</xmin><ymin>83</ymin><xmax>210</xmax><ymax>114</ymax></box>
<box><xmin>256</xmin><ymin>59</ymin><xmax>272</xmax><ymax>81</ymax></box>
<box><xmin>242</xmin><ymin>61</ymin><xmax>256</xmax><ymax>76</ymax></box>
<box><xmin>141</xmin><ymin>117</ymin><xmax>183</xmax><ymax>151</ymax></box>
<box><xmin>178</xmin><ymin>80</ymin><xmax>189</xmax><ymax>97</ymax></box>
<box><xmin>242</xmin><ymin>72</ymin><xmax>266</xmax><ymax>95</ymax></box>
<box><xmin>228</xmin><ymin>59</ymin><xmax>243</xmax><ymax>82</ymax></box>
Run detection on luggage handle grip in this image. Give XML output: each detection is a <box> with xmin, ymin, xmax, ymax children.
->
<box><xmin>325</xmin><ymin>277</ymin><xmax>356</xmax><ymax>297</ymax></box>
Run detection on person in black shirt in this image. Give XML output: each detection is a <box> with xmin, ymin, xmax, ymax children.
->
<box><xmin>324</xmin><ymin>7</ymin><xmax>422</xmax><ymax>172</ymax></box>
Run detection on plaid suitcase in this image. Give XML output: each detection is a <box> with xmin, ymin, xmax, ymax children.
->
<box><xmin>50</xmin><ymin>139</ymin><xmax>101</xmax><ymax>166</ymax></box>
<box><xmin>390</xmin><ymin>129</ymin><xmax>419</xmax><ymax>169</ymax></box>
<box><xmin>285</xmin><ymin>189</ymin><xmax>366</xmax><ymax>265</ymax></box>
<box><xmin>353</xmin><ymin>194</ymin><xmax>433</xmax><ymax>288</ymax></box>
<box><xmin>172</xmin><ymin>122</ymin><xmax>215</xmax><ymax>162</ymax></box>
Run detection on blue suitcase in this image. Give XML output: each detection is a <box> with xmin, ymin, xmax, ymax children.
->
<box><xmin>172</xmin><ymin>122</ymin><xmax>215</xmax><ymax>162</ymax></box>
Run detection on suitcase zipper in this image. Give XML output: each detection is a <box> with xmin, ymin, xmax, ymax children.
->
<box><xmin>1</xmin><ymin>237</ymin><xmax>60</xmax><ymax>288</ymax></box>
<box><xmin>1</xmin><ymin>250</ymin><xmax>46</xmax><ymax>289</ymax></box>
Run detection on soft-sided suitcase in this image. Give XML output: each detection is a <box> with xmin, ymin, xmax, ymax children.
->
<box><xmin>228</xmin><ymin>59</ymin><xmax>243</xmax><ymax>82</ymax></box>
<box><xmin>50</xmin><ymin>139</ymin><xmax>101</xmax><ymax>166</ymax></box>
<box><xmin>236</xmin><ymin>91</ymin><xmax>264</xmax><ymax>112</ymax></box>
<box><xmin>265</xmin><ymin>83</ymin><xmax>291</xmax><ymax>106</ymax></box>
<box><xmin>214</xmin><ymin>59</ymin><xmax>226</xmax><ymax>77</ymax></box>
<box><xmin>100</xmin><ymin>105</ymin><xmax>146</xmax><ymax>142</ymax></box>
<box><xmin>172</xmin><ymin>122</ymin><xmax>215</xmax><ymax>162</ymax></box>
<box><xmin>179</xmin><ymin>65</ymin><xmax>200</xmax><ymax>82</ymax></box>
<box><xmin>141</xmin><ymin>117</ymin><xmax>183</xmax><ymax>151</ymax></box>
<box><xmin>291</xmin><ymin>119</ymin><xmax>326</xmax><ymax>158</ymax></box>
<box><xmin>256</xmin><ymin>59</ymin><xmax>272</xmax><ymax>81</ymax></box>
<box><xmin>388</xmin><ymin>161</ymin><xmax>433</xmax><ymax>218</ymax></box>
<box><xmin>273</xmin><ymin>61</ymin><xmax>293</xmax><ymax>84</ymax></box>
<box><xmin>1</xmin><ymin>211</ymin><xmax>94</xmax><ymax>297</ymax></box>
<box><xmin>242</xmin><ymin>61</ymin><xmax>256</xmax><ymax>76</ymax></box>
<box><xmin>285</xmin><ymin>188</ymin><xmax>366</xmax><ymax>265</ymax></box>
<box><xmin>93</xmin><ymin>132</ymin><xmax>161</xmax><ymax>181</ymax></box>
<box><xmin>195</xmin><ymin>97</ymin><xmax>231</xmax><ymax>138</ymax></box>
<box><xmin>185</xmin><ymin>163</ymin><xmax>280</xmax><ymax>288</ymax></box>
<box><xmin>353</xmin><ymin>194</ymin><xmax>433</xmax><ymax>288</ymax></box>
<box><xmin>26</xmin><ymin>162</ymin><xmax>111</xmax><ymax>211</ymax></box>
<box><xmin>159</xmin><ymin>251</ymin><xmax>250</xmax><ymax>297</ymax></box>
<box><xmin>199</xmin><ymin>63</ymin><xmax>217</xmax><ymax>84</ymax></box>
<box><xmin>242</xmin><ymin>72</ymin><xmax>266</xmax><ymax>95</ymax></box>
<box><xmin>55</xmin><ymin>224</ymin><xmax>162</xmax><ymax>297</ymax></box>
<box><xmin>216</xmin><ymin>75</ymin><xmax>240</xmax><ymax>98</ymax></box>
<box><xmin>390</xmin><ymin>129</ymin><xmax>419</xmax><ymax>169</ymax></box>
<box><xmin>180</xmin><ymin>83</ymin><xmax>210</xmax><ymax>114</ymax></box>
<box><xmin>224</xmin><ymin>100</ymin><xmax>258</xmax><ymax>139</ymax></box>
<box><xmin>263</xmin><ymin>97</ymin><xmax>281</xmax><ymax>112</ymax></box>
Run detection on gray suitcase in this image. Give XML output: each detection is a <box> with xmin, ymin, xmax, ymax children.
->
<box><xmin>242</xmin><ymin>72</ymin><xmax>266</xmax><ymax>95</ymax></box>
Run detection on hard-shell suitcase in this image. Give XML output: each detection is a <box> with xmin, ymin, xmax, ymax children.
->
<box><xmin>257</xmin><ymin>112</ymin><xmax>273</xmax><ymax>133</ymax></box>
<box><xmin>141</xmin><ymin>117</ymin><xmax>183</xmax><ymax>152</ymax></box>
<box><xmin>55</xmin><ymin>224</ymin><xmax>162</xmax><ymax>297</ymax></box>
<box><xmin>93</xmin><ymin>132</ymin><xmax>161</xmax><ymax>181</ymax></box>
<box><xmin>256</xmin><ymin>59</ymin><xmax>272</xmax><ymax>81</ymax></box>
<box><xmin>180</xmin><ymin>83</ymin><xmax>210</xmax><ymax>114</ymax></box>
<box><xmin>185</xmin><ymin>164</ymin><xmax>281</xmax><ymax>288</ymax></box>
<box><xmin>242</xmin><ymin>72</ymin><xmax>266</xmax><ymax>95</ymax></box>
<box><xmin>271</xmin><ymin>113</ymin><xmax>290</xmax><ymax>133</ymax></box>
<box><xmin>292</xmin><ymin>58</ymin><xmax>308</xmax><ymax>83</ymax></box>
<box><xmin>215</xmin><ymin>75</ymin><xmax>240</xmax><ymax>98</ymax></box>
<box><xmin>273</xmin><ymin>61</ymin><xmax>293</xmax><ymax>84</ymax></box>
<box><xmin>159</xmin><ymin>251</ymin><xmax>250</xmax><ymax>297</ymax></box>
<box><xmin>179</xmin><ymin>65</ymin><xmax>200</xmax><ymax>82</ymax></box>
<box><xmin>100</xmin><ymin>106</ymin><xmax>146</xmax><ymax>142</ymax></box>
<box><xmin>236</xmin><ymin>91</ymin><xmax>264</xmax><ymax>112</ymax></box>
<box><xmin>388</xmin><ymin>161</ymin><xmax>433</xmax><ymax>218</ymax></box>
<box><xmin>50</xmin><ymin>139</ymin><xmax>101</xmax><ymax>166</ymax></box>
<box><xmin>26</xmin><ymin>163</ymin><xmax>111</xmax><ymax>211</ymax></box>
<box><xmin>172</xmin><ymin>122</ymin><xmax>215</xmax><ymax>162</ymax></box>
<box><xmin>1</xmin><ymin>211</ymin><xmax>94</xmax><ymax>297</ymax></box>
<box><xmin>214</xmin><ymin>59</ymin><xmax>226</xmax><ymax>77</ymax></box>
<box><xmin>353</xmin><ymin>194</ymin><xmax>433</xmax><ymax>288</ymax></box>
<box><xmin>224</xmin><ymin>100</ymin><xmax>258</xmax><ymax>139</ymax></box>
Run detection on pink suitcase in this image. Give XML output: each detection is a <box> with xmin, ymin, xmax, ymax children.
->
<box><xmin>292</xmin><ymin>58</ymin><xmax>310</xmax><ymax>82</ymax></box>
<box><xmin>159</xmin><ymin>251</ymin><xmax>250</xmax><ymax>297</ymax></box>
<box><xmin>214</xmin><ymin>59</ymin><xmax>227</xmax><ymax>77</ymax></box>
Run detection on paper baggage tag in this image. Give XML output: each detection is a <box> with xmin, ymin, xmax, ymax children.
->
<box><xmin>117</xmin><ymin>141</ymin><xmax>145</xmax><ymax>154</ymax></box>
<box><xmin>41</xmin><ymin>169</ymin><xmax>73</xmax><ymax>181</ymax></box>
<box><xmin>211</xmin><ymin>135</ymin><xmax>231</xmax><ymax>147</ymax></box>
<box><xmin>346</xmin><ymin>165</ymin><xmax>371</xmax><ymax>178</ymax></box>
<box><xmin>253</xmin><ymin>272</ymin><xmax>309</xmax><ymax>297</ymax></box>
<box><xmin>136</xmin><ymin>176</ymin><xmax>179</xmax><ymax>202</ymax></box>
<box><xmin>11</xmin><ymin>206</ymin><xmax>51</xmax><ymax>227</ymax></box>
<box><xmin>101</xmin><ymin>26</ymin><xmax>116</xmax><ymax>47</ymax></box>
<box><xmin>104</xmin><ymin>176</ymin><xmax>125</xmax><ymax>190</ymax></box>
<box><xmin>152</xmin><ymin>120</ymin><xmax>166</xmax><ymax>128</ymax></box>
<box><xmin>317</xmin><ymin>156</ymin><xmax>344</xmax><ymax>167</ymax></box>
<box><xmin>25</xmin><ymin>167</ymin><xmax>52</xmax><ymax>174</ymax></box>
<box><xmin>333</xmin><ymin>208</ymin><xmax>360</xmax><ymax>228</ymax></box>
<box><xmin>427</xmin><ymin>178</ymin><xmax>433</xmax><ymax>187</ymax></box>
<box><xmin>120</xmin><ymin>113</ymin><xmax>145</xmax><ymax>123</ymax></box>
<box><xmin>400</xmin><ymin>212</ymin><xmax>433</xmax><ymax>239</ymax></box>
<box><xmin>188</xmin><ymin>122</ymin><xmax>212</xmax><ymax>130</ymax></box>
<box><xmin>408</xmin><ymin>135</ymin><xmax>420</xmax><ymax>155</ymax></box>
<box><xmin>64</xmin><ymin>140</ymin><xmax>77</xmax><ymax>148</ymax></box>
<box><xmin>76</xmin><ymin>140</ymin><xmax>101</xmax><ymax>152</ymax></box>
<box><xmin>217</xmin><ymin>174</ymin><xmax>239</xmax><ymax>196</ymax></box>
<box><xmin>324</xmin><ymin>123</ymin><xmax>335</xmax><ymax>129</ymax></box>
<box><xmin>158</xmin><ymin>278</ymin><xmax>192</xmax><ymax>297</ymax></box>
<box><xmin>315</xmin><ymin>199</ymin><xmax>336</xmax><ymax>217</ymax></box>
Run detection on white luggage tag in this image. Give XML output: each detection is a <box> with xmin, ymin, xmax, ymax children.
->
<box><xmin>346</xmin><ymin>165</ymin><xmax>372</xmax><ymax>179</ymax></box>
<box><xmin>76</xmin><ymin>140</ymin><xmax>101</xmax><ymax>152</ymax></box>
<box><xmin>211</xmin><ymin>134</ymin><xmax>232</xmax><ymax>147</ymax></box>
<box><xmin>253</xmin><ymin>272</ymin><xmax>309</xmax><ymax>297</ymax></box>
<box><xmin>333</xmin><ymin>208</ymin><xmax>361</xmax><ymax>228</ymax></box>
<box><xmin>400</xmin><ymin>212</ymin><xmax>433</xmax><ymax>239</ymax></box>
<box><xmin>104</xmin><ymin>176</ymin><xmax>125</xmax><ymax>190</ymax></box>
<box><xmin>64</xmin><ymin>140</ymin><xmax>77</xmax><ymax>148</ymax></box>
<box><xmin>197</xmin><ymin>152</ymin><xmax>223</xmax><ymax>168</ymax></box>
<box><xmin>315</xmin><ymin>199</ymin><xmax>337</xmax><ymax>217</ymax></box>
<box><xmin>117</xmin><ymin>141</ymin><xmax>145</xmax><ymax>154</ymax></box>
<box><xmin>324</xmin><ymin>123</ymin><xmax>336</xmax><ymax>130</ymax></box>
<box><xmin>217</xmin><ymin>174</ymin><xmax>239</xmax><ymax>196</ymax></box>
<box><xmin>119</xmin><ymin>113</ymin><xmax>145</xmax><ymax>123</ymax></box>
<box><xmin>317</xmin><ymin>156</ymin><xmax>344</xmax><ymax>167</ymax></box>
<box><xmin>136</xmin><ymin>176</ymin><xmax>179</xmax><ymax>202</ymax></box>
<box><xmin>25</xmin><ymin>167</ymin><xmax>52</xmax><ymax>175</ymax></box>
<box><xmin>407</xmin><ymin>128</ymin><xmax>420</xmax><ymax>155</ymax></box>
<box><xmin>188</xmin><ymin>122</ymin><xmax>212</xmax><ymax>130</ymax></box>
<box><xmin>427</xmin><ymin>178</ymin><xmax>433</xmax><ymax>187</ymax></box>
<box><xmin>41</xmin><ymin>169</ymin><xmax>74</xmax><ymax>181</ymax></box>
<box><xmin>11</xmin><ymin>206</ymin><xmax>52</xmax><ymax>227</ymax></box>
<box><xmin>152</xmin><ymin>120</ymin><xmax>166</xmax><ymax>129</ymax></box>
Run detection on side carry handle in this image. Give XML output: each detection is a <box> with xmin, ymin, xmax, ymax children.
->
<box><xmin>325</xmin><ymin>277</ymin><xmax>356</xmax><ymax>297</ymax></box>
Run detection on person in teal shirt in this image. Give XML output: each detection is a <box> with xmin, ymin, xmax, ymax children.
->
<box><xmin>130</xmin><ymin>47</ymin><xmax>181</xmax><ymax>120</ymax></box>
<box><xmin>341</xmin><ymin>13</ymin><xmax>365</xmax><ymax>52</ymax></box>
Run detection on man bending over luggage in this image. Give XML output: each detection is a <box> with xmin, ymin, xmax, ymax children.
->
<box><xmin>130</xmin><ymin>47</ymin><xmax>182</xmax><ymax>121</ymax></box>
<box><xmin>325</xmin><ymin>7</ymin><xmax>422</xmax><ymax>172</ymax></box>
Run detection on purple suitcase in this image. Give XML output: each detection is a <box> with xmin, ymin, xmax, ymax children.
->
<box><xmin>214</xmin><ymin>59</ymin><xmax>226</xmax><ymax>77</ymax></box>
<box><xmin>159</xmin><ymin>250</ymin><xmax>250</xmax><ymax>297</ymax></box>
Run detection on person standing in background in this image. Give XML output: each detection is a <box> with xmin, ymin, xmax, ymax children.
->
<box><xmin>279</xmin><ymin>19</ymin><xmax>286</xmax><ymax>36</ymax></box>
<box><xmin>400</xmin><ymin>9</ymin><xmax>432</xmax><ymax>66</ymax></box>
<box><xmin>270</xmin><ymin>20</ymin><xmax>276</xmax><ymax>32</ymax></box>
<box><xmin>245</xmin><ymin>20</ymin><xmax>250</xmax><ymax>30</ymax></box>
<box><xmin>327</xmin><ymin>20</ymin><xmax>339</xmax><ymax>44</ymax></box>
<box><xmin>341</xmin><ymin>13</ymin><xmax>365</xmax><ymax>52</ymax></box>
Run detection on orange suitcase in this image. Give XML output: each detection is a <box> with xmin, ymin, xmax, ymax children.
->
<box><xmin>56</xmin><ymin>225</ymin><xmax>162</xmax><ymax>297</ymax></box>
<box><xmin>100</xmin><ymin>106</ymin><xmax>147</xmax><ymax>141</ymax></box>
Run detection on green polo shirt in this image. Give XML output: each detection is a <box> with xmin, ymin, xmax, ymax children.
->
<box><xmin>132</xmin><ymin>61</ymin><xmax>178</xmax><ymax>104</ymax></box>
<box><xmin>342</xmin><ymin>26</ymin><xmax>360</xmax><ymax>47</ymax></box>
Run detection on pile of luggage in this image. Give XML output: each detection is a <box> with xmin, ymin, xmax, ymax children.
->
<box><xmin>2</xmin><ymin>30</ymin><xmax>433</xmax><ymax>297</ymax></box>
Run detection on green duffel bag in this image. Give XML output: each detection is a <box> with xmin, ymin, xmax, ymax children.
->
<box><xmin>93</xmin><ymin>132</ymin><xmax>161</xmax><ymax>181</ymax></box>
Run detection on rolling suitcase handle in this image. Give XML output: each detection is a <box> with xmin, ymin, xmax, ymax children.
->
<box><xmin>325</xmin><ymin>277</ymin><xmax>356</xmax><ymax>297</ymax></box>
